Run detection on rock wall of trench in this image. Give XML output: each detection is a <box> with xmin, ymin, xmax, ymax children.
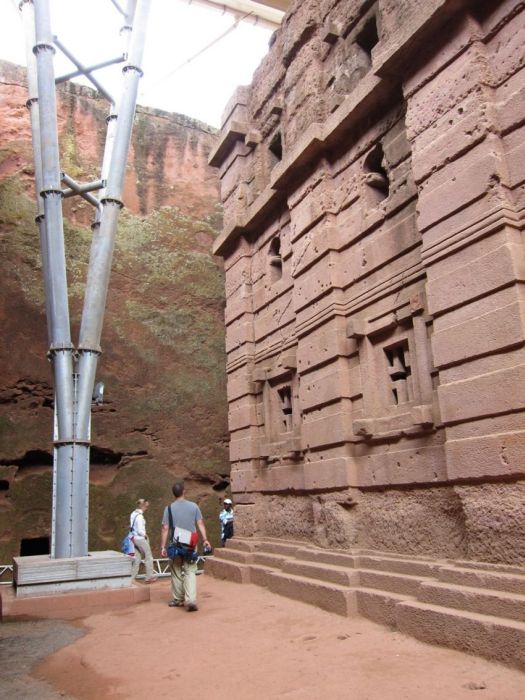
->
<box><xmin>0</xmin><ymin>61</ymin><xmax>228</xmax><ymax>560</ymax></box>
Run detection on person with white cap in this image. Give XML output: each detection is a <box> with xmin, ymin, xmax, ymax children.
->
<box><xmin>219</xmin><ymin>497</ymin><xmax>234</xmax><ymax>546</ymax></box>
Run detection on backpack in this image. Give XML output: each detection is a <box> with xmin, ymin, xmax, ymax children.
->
<box><xmin>121</xmin><ymin>534</ymin><xmax>135</xmax><ymax>556</ymax></box>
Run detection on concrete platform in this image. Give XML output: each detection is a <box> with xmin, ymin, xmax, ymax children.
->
<box><xmin>14</xmin><ymin>551</ymin><xmax>134</xmax><ymax>597</ymax></box>
<box><xmin>0</xmin><ymin>550</ymin><xmax>151</xmax><ymax>621</ymax></box>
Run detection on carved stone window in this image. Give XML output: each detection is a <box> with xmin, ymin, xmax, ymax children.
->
<box><xmin>269</xmin><ymin>130</ymin><xmax>283</xmax><ymax>163</ymax></box>
<box><xmin>268</xmin><ymin>235</ymin><xmax>283</xmax><ymax>283</ymax></box>
<box><xmin>364</xmin><ymin>142</ymin><xmax>390</xmax><ymax>204</ymax></box>
<box><xmin>356</xmin><ymin>15</ymin><xmax>379</xmax><ymax>62</ymax></box>
<box><xmin>384</xmin><ymin>340</ymin><xmax>412</xmax><ymax>405</ymax></box>
<box><xmin>278</xmin><ymin>385</ymin><xmax>293</xmax><ymax>432</ymax></box>
<box><xmin>252</xmin><ymin>353</ymin><xmax>303</xmax><ymax>462</ymax></box>
<box><xmin>348</xmin><ymin>296</ymin><xmax>436</xmax><ymax>440</ymax></box>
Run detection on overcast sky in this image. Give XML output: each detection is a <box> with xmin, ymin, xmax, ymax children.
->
<box><xmin>1</xmin><ymin>0</ymin><xmax>274</xmax><ymax>127</ymax></box>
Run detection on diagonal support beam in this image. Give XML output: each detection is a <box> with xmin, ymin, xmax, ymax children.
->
<box><xmin>61</xmin><ymin>173</ymin><xmax>104</xmax><ymax>208</ymax></box>
<box><xmin>53</xmin><ymin>36</ymin><xmax>116</xmax><ymax>103</ymax></box>
<box><xmin>55</xmin><ymin>55</ymin><xmax>125</xmax><ymax>84</ymax></box>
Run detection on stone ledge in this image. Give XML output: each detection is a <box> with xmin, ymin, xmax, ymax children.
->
<box><xmin>208</xmin><ymin>120</ymin><xmax>248</xmax><ymax>167</ymax></box>
<box><xmin>1</xmin><ymin>582</ymin><xmax>150</xmax><ymax>620</ymax></box>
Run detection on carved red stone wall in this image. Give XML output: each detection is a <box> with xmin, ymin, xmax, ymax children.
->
<box><xmin>211</xmin><ymin>0</ymin><xmax>525</xmax><ymax>564</ymax></box>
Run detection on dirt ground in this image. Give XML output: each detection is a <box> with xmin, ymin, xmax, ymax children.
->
<box><xmin>2</xmin><ymin>576</ymin><xmax>525</xmax><ymax>700</ymax></box>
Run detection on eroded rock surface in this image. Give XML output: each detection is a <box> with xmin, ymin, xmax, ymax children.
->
<box><xmin>0</xmin><ymin>61</ymin><xmax>228</xmax><ymax>559</ymax></box>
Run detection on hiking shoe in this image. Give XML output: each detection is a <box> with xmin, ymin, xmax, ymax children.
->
<box><xmin>168</xmin><ymin>600</ymin><xmax>184</xmax><ymax>607</ymax></box>
<box><xmin>186</xmin><ymin>603</ymin><xmax>198</xmax><ymax>612</ymax></box>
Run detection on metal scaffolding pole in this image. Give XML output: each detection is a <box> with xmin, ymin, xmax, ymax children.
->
<box><xmin>19</xmin><ymin>0</ymin><xmax>150</xmax><ymax>558</ymax></box>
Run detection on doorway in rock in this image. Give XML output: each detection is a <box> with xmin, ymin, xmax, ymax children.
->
<box><xmin>20</xmin><ymin>536</ymin><xmax>50</xmax><ymax>556</ymax></box>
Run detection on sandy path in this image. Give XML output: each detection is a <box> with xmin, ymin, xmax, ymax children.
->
<box><xmin>35</xmin><ymin>576</ymin><xmax>525</xmax><ymax>700</ymax></box>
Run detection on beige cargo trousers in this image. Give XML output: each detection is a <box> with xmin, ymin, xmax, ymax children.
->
<box><xmin>170</xmin><ymin>556</ymin><xmax>198</xmax><ymax>604</ymax></box>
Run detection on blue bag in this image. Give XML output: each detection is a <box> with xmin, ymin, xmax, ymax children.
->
<box><xmin>121</xmin><ymin>512</ymin><xmax>139</xmax><ymax>556</ymax></box>
<box><xmin>121</xmin><ymin>534</ymin><xmax>135</xmax><ymax>556</ymax></box>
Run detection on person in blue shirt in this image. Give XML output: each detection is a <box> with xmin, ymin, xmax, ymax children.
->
<box><xmin>219</xmin><ymin>498</ymin><xmax>234</xmax><ymax>547</ymax></box>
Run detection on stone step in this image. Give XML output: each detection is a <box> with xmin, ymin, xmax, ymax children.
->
<box><xmin>254</xmin><ymin>540</ymin><xmax>301</xmax><ymax>557</ymax></box>
<box><xmin>252</xmin><ymin>552</ymin><xmax>289</xmax><ymax>569</ymax></box>
<box><xmin>224</xmin><ymin>538</ymin><xmax>259</xmax><ymax>553</ymax></box>
<box><xmin>282</xmin><ymin>559</ymin><xmax>358</xmax><ymax>587</ymax></box>
<box><xmin>248</xmin><ymin>563</ymin><xmax>276</xmax><ymax>587</ymax></box>
<box><xmin>356</xmin><ymin>554</ymin><xmax>440</xmax><ymax>578</ymax></box>
<box><xmin>358</xmin><ymin>569</ymin><xmax>428</xmax><ymax>596</ymax></box>
<box><xmin>437</xmin><ymin>565</ymin><xmax>525</xmax><ymax>595</ymax></box>
<box><xmin>358</xmin><ymin>548</ymin><xmax>443</xmax><ymax>563</ymax></box>
<box><xmin>259</xmin><ymin>536</ymin><xmax>308</xmax><ymax>547</ymax></box>
<box><xmin>214</xmin><ymin>548</ymin><xmax>253</xmax><ymax>564</ymax></box>
<box><xmin>206</xmin><ymin>556</ymin><xmax>250</xmax><ymax>584</ymax></box>
<box><xmin>355</xmin><ymin>588</ymin><xmax>414</xmax><ymax>627</ymax></box>
<box><xmin>418</xmin><ymin>580</ymin><xmax>525</xmax><ymax>623</ymax></box>
<box><xmin>293</xmin><ymin>547</ymin><xmax>359</xmax><ymax>569</ymax></box>
<box><xmin>265</xmin><ymin>570</ymin><xmax>358</xmax><ymax>617</ymax></box>
<box><xmin>452</xmin><ymin>559</ymin><xmax>525</xmax><ymax>576</ymax></box>
<box><xmin>397</xmin><ymin>599</ymin><xmax>525</xmax><ymax>671</ymax></box>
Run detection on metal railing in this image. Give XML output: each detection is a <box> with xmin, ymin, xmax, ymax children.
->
<box><xmin>133</xmin><ymin>555</ymin><xmax>211</xmax><ymax>579</ymax></box>
<box><xmin>0</xmin><ymin>564</ymin><xmax>14</xmax><ymax>586</ymax></box>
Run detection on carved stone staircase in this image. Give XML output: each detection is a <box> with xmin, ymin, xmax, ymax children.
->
<box><xmin>207</xmin><ymin>537</ymin><xmax>525</xmax><ymax>670</ymax></box>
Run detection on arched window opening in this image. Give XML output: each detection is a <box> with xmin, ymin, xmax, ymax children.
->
<box><xmin>269</xmin><ymin>130</ymin><xmax>283</xmax><ymax>162</ymax></box>
<box><xmin>356</xmin><ymin>15</ymin><xmax>379</xmax><ymax>61</ymax></box>
<box><xmin>364</xmin><ymin>142</ymin><xmax>389</xmax><ymax>202</ymax></box>
<box><xmin>269</xmin><ymin>236</ymin><xmax>283</xmax><ymax>282</ymax></box>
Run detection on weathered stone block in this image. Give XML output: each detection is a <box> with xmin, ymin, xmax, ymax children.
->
<box><xmin>416</xmin><ymin>149</ymin><xmax>502</xmax><ymax>234</ymax></box>
<box><xmin>439</xmin><ymin>364</ymin><xmax>525</xmax><ymax>425</ymax></box>
<box><xmin>427</xmin><ymin>244</ymin><xmax>525</xmax><ymax>317</ymax></box>
<box><xmin>405</xmin><ymin>43</ymin><xmax>488</xmax><ymax>140</ymax></box>
<box><xmin>300</xmin><ymin>360</ymin><xmax>353</xmax><ymax>411</ymax></box>
<box><xmin>302</xmin><ymin>407</ymin><xmax>354</xmax><ymax>449</ymax></box>
<box><xmin>293</xmin><ymin>251</ymin><xmax>342</xmax><ymax>311</ymax></box>
<box><xmin>446</xmin><ymin>431</ymin><xmax>525</xmax><ymax>480</ymax></box>
<box><xmin>432</xmin><ymin>301</ymin><xmax>525</xmax><ymax>369</ymax></box>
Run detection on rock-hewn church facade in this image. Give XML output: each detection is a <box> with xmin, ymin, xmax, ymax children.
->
<box><xmin>210</xmin><ymin>0</ymin><xmax>525</xmax><ymax>565</ymax></box>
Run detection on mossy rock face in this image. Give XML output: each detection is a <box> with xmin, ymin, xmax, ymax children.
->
<box><xmin>0</xmin><ymin>65</ymin><xmax>229</xmax><ymax>562</ymax></box>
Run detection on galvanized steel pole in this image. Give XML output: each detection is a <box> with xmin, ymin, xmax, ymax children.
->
<box><xmin>32</xmin><ymin>0</ymin><xmax>79</xmax><ymax>557</ymax></box>
<box><xmin>19</xmin><ymin>0</ymin><xmax>150</xmax><ymax>558</ymax></box>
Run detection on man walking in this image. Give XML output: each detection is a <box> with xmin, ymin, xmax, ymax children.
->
<box><xmin>160</xmin><ymin>481</ymin><xmax>211</xmax><ymax>612</ymax></box>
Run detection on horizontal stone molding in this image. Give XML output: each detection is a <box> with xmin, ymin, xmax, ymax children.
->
<box><xmin>420</xmin><ymin>205</ymin><xmax>523</xmax><ymax>269</ymax></box>
<box><xmin>208</xmin><ymin>120</ymin><xmax>249</xmax><ymax>168</ymax></box>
